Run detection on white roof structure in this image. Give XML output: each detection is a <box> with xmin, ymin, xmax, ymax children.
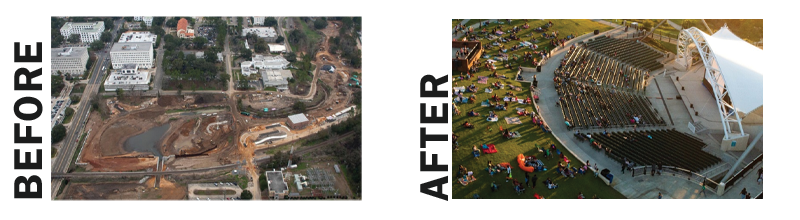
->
<box><xmin>268</xmin><ymin>44</ymin><xmax>286</xmax><ymax>53</ymax></box>
<box><xmin>698</xmin><ymin>26</ymin><xmax>763</xmax><ymax>114</ymax></box>
<box><xmin>118</xmin><ymin>31</ymin><xmax>157</xmax><ymax>43</ymax></box>
<box><xmin>288</xmin><ymin>113</ymin><xmax>309</xmax><ymax>124</ymax></box>
<box><xmin>242</xmin><ymin>27</ymin><xmax>277</xmax><ymax>38</ymax></box>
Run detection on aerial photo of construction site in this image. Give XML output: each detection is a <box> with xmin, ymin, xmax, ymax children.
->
<box><xmin>50</xmin><ymin>16</ymin><xmax>362</xmax><ymax>200</ymax></box>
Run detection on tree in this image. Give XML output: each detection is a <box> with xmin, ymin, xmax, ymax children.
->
<box><xmin>681</xmin><ymin>20</ymin><xmax>696</xmax><ymax>30</ymax></box>
<box><xmin>254</xmin><ymin>38</ymin><xmax>267</xmax><ymax>53</ymax></box>
<box><xmin>68</xmin><ymin>34</ymin><xmax>81</xmax><ymax>44</ymax></box>
<box><xmin>64</xmin><ymin>107</ymin><xmax>75</xmax><ymax>120</ymax></box>
<box><xmin>116</xmin><ymin>88</ymin><xmax>124</xmax><ymax>99</ymax></box>
<box><xmin>204</xmin><ymin>49</ymin><xmax>219</xmax><ymax>63</ymax></box>
<box><xmin>342</xmin><ymin>17</ymin><xmax>353</xmax><ymax>30</ymax></box>
<box><xmin>275</xmin><ymin>35</ymin><xmax>284</xmax><ymax>44</ymax></box>
<box><xmin>264</xmin><ymin>17</ymin><xmax>278</xmax><ymax>27</ymax></box>
<box><xmin>151</xmin><ymin>25</ymin><xmax>165</xmax><ymax>36</ymax></box>
<box><xmin>51</xmin><ymin>124</ymin><xmax>66</xmax><ymax>144</ymax></box>
<box><xmin>90</xmin><ymin>40</ymin><xmax>104</xmax><ymax>51</ymax></box>
<box><xmin>193</xmin><ymin>37</ymin><xmax>208</xmax><ymax>49</ymax></box>
<box><xmin>285</xmin><ymin>52</ymin><xmax>297</xmax><ymax>62</ymax></box>
<box><xmin>124</xmin><ymin>17</ymin><xmax>133</xmax><ymax>22</ymax></box>
<box><xmin>70</xmin><ymin>94</ymin><xmax>81</xmax><ymax>103</ymax></box>
<box><xmin>239</xmin><ymin>48</ymin><xmax>252</xmax><ymax>60</ymax></box>
<box><xmin>314</xmin><ymin>18</ymin><xmax>328</xmax><ymax>29</ymax></box>
<box><xmin>240</xmin><ymin>190</ymin><xmax>253</xmax><ymax>200</ymax></box>
<box><xmin>52</xmin><ymin>75</ymin><xmax>65</xmax><ymax>96</ymax></box>
<box><xmin>292</xmin><ymin>101</ymin><xmax>306</xmax><ymax>112</ymax></box>
<box><xmin>153</xmin><ymin>17</ymin><xmax>166</xmax><ymax>26</ymax></box>
<box><xmin>100</xmin><ymin>31</ymin><xmax>112</xmax><ymax>42</ymax></box>
<box><xmin>52</xmin><ymin>29</ymin><xmax>64</xmax><ymax>48</ymax></box>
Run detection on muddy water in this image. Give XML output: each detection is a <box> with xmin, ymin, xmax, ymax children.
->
<box><xmin>123</xmin><ymin>123</ymin><xmax>170</xmax><ymax>157</ymax></box>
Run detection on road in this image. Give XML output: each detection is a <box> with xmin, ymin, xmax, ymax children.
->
<box><xmin>51</xmin><ymin>19</ymin><xmax>124</xmax><ymax>199</ymax></box>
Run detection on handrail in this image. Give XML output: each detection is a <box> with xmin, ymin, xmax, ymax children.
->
<box><xmin>630</xmin><ymin>165</ymin><xmax>720</xmax><ymax>191</ymax></box>
<box><xmin>723</xmin><ymin>153</ymin><xmax>763</xmax><ymax>192</ymax></box>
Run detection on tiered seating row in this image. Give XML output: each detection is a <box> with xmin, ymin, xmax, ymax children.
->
<box><xmin>557</xmin><ymin>80</ymin><xmax>665</xmax><ymax>128</ymax></box>
<box><xmin>559</xmin><ymin>47</ymin><xmax>648</xmax><ymax>91</ymax></box>
<box><xmin>586</xmin><ymin>36</ymin><xmax>664</xmax><ymax>71</ymax></box>
<box><xmin>591</xmin><ymin>129</ymin><xmax>721</xmax><ymax>172</ymax></box>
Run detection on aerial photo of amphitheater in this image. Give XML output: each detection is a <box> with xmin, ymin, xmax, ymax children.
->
<box><xmin>451</xmin><ymin>19</ymin><xmax>763</xmax><ymax>199</ymax></box>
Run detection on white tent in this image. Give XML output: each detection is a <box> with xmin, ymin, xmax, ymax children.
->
<box><xmin>698</xmin><ymin>26</ymin><xmax>764</xmax><ymax>114</ymax></box>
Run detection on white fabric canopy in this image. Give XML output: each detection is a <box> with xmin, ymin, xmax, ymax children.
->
<box><xmin>699</xmin><ymin>26</ymin><xmax>764</xmax><ymax>114</ymax></box>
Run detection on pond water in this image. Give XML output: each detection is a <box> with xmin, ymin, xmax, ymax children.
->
<box><xmin>123</xmin><ymin>123</ymin><xmax>170</xmax><ymax>157</ymax></box>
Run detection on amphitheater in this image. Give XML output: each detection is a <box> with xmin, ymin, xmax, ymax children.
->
<box><xmin>512</xmin><ymin>20</ymin><xmax>763</xmax><ymax>198</ymax></box>
<box><xmin>450</xmin><ymin>20</ymin><xmax>764</xmax><ymax>199</ymax></box>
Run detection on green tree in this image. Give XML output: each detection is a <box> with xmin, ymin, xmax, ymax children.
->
<box><xmin>90</xmin><ymin>40</ymin><xmax>104</xmax><ymax>51</ymax></box>
<box><xmin>153</xmin><ymin>17</ymin><xmax>166</xmax><ymax>26</ymax></box>
<box><xmin>204</xmin><ymin>49</ymin><xmax>219</xmax><ymax>63</ymax></box>
<box><xmin>292</xmin><ymin>101</ymin><xmax>306</xmax><ymax>112</ymax></box>
<box><xmin>124</xmin><ymin>17</ymin><xmax>133</xmax><ymax>22</ymax></box>
<box><xmin>193</xmin><ymin>37</ymin><xmax>208</xmax><ymax>49</ymax></box>
<box><xmin>101</xmin><ymin>31</ymin><xmax>112</xmax><ymax>42</ymax></box>
<box><xmin>240</xmin><ymin>190</ymin><xmax>253</xmax><ymax>200</ymax></box>
<box><xmin>681</xmin><ymin>20</ymin><xmax>696</xmax><ymax>30</ymax></box>
<box><xmin>52</xmin><ymin>75</ymin><xmax>65</xmax><ymax>96</ymax></box>
<box><xmin>264</xmin><ymin>17</ymin><xmax>278</xmax><ymax>27</ymax></box>
<box><xmin>285</xmin><ymin>52</ymin><xmax>297</xmax><ymax>62</ymax></box>
<box><xmin>239</xmin><ymin>48</ymin><xmax>252</xmax><ymax>60</ymax></box>
<box><xmin>254</xmin><ymin>39</ymin><xmax>267</xmax><ymax>53</ymax></box>
<box><xmin>116</xmin><ymin>88</ymin><xmax>124</xmax><ymax>99</ymax></box>
<box><xmin>275</xmin><ymin>36</ymin><xmax>284</xmax><ymax>44</ymax></box>
<box><xmin>151</xmin><ymin>25</ymin><xmax>165</xmax><ymax>36</ymax></box>
<box><xmin>68</xmin><ymin>34</ymin><xmax>81</xmax><ymax>44</ymax></box>
<box><xmin>64</xmin><ymin>107</ymin><xmax>75</xmax><ymax>120</ymax></box>
<box><xmin>314</xmin><ymin>18</ymin><xmax>328</xmax><ymax>29</ymax></box>
<box><xmin>51</xmin><ymin>124</ymin><xmax>66</xmax><ymax>144</ymax></box>
<box><xmin>70</xmin><ymin>94</ymin><xmax>81</xmax><ymax>103</ymax></box>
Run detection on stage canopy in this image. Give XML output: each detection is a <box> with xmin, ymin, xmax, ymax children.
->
<box><xmin>699</xmin><ymin>26</ymin><xmax>764</xmax><ymax>114</ymax></box>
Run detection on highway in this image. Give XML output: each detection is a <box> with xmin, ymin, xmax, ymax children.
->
<box><xmin>50</xmin><ymin>18</ymin><xmax>123</xmax><ymax>199</ymax></box>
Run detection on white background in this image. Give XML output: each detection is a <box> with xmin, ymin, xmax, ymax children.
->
<box><xmin>0</xmin><ymin>0</ymin><xmax>794</xmax><ymax>219</ymax></box>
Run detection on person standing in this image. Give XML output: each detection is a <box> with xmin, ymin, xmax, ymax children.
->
<box><xmin>746</xmin><ymin>193</ymin><xmax>751</xmax><ymax>199</ymax></box>
<box><xmin>757</xmin><ymin>168</ymin><xmax>763</xmax><ymax>185</ymax></box>
<box><xmin>622</xmin><ymin>158</ymin><xmax>629</xmax><ymax>174</ymax></box>
<box><xmin>658</xmin><ymin>192</ymin><xmax>663</xmax><ymax>199</ymax></box>
<box><xmin>524</xmin><ymin>172</ymin><xmax>530</xmax><ymax>187</ymax></box>
<box><xmin>531</xmin><ymin>174</ymin><xmax>538</xmax><ymax>189</ymax></box>
<box><xmin>741</xmin><ymin>188</ymin><xmax>747</xmax><ymax>199</ymax></box>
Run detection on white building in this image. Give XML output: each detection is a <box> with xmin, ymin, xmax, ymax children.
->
<box><xmin>51</xmin><ymin>98</ymin><xmax>72</xmax><ymax>128</ymax></box>
<box><xmin>242</xmin><ymin>27</ymin><xmax>278</xmax><ymax>42</ymax></box>
<box><xmin>51</xmin><ymin>47</ymin><xmax>89</xmax><ymax>76</ymax></box>
<box><xmin>261</xmin><ymin>69</ymin><xmax>293</xmax><ymax>90</ymax></box>
<box><xmin>217</xmin><ymin>52</ymin><xmax>223</xmax><ymax>62</ymax></box>
<box><xmin>244</xmin><ymin>39</ymin><xmax>250</xmax><ymax>50</ymax></box>
<box><xmin>104</xmin><ymin>64</ymin><xmax>150</xmax><ymax>92</ymax></box>
<box><xmin>253</xmin><ymin>16</ymin><xmax>265</xmax><ymax>26</ymax></box>
<box><xmin>60</xmin><ymin>21</ymin><xmax>105</xmax><ymax>43</ymax></box>
<box><xmin>133</xmin><ymin>16</ymin><xmax>142</xmax><ymax>21</ymax></box>
<box><xmin>142</xmin><ymin>16</ymin><xmax>153</xmax><ymax>27</ymax></box>
<box><xmin>118</xmin><ymin>31</ymin><xmax>157</xmax><ymax>44</ymax></box>
<box><xmin>240</xmin><ymin>55</ymin><xmax>290</xmax><ymax>76</ymax></box>
<box><xmin>110</xmin><ymin>42</ymin><xmax>153</xmax><ymax>69</ymax></box>
<box><xmin>268</xmin><ymin>44</ymin><xmax>286</xmax><ymax>53</ymax></box>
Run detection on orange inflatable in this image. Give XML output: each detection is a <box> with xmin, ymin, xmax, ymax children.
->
<box><xmin>517</xmin><ymin>154</ymin><xmax>535</xmax><ymax>173</ymax></box>
<box><xmin>498</xmin><ymin>162</ymin><xmax>511</xmax><ymax>169</ymax></box>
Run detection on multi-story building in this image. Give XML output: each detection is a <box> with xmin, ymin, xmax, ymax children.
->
<box><xmin>118</xmin><ymin>31</ymin><xmax>157</xmax><ymax>44</ymax></box>
<box><xmin>60</xmin><ymin>21</ymin><xmax>105</xmax><ymax>43</ymax></box>
<box><xmin>134</xmin><ymin>16</ymin><xmax>143</xmax><ymax>21</ymax></box>
<box><xmin>241</xmin><ymin>27</ymin><xmax>278</xmax><ymax>42</ymax></box>
<box><xmin>51</xmin><ymin>47</ymin><xmax>89</xmax><ymax>76</ymax></box>
<box><xmin>110</xmin><ymin>42</ymin><xmax>153</xmax><ymax>69</ymax></box>
<box><xmin>104</xmin><ymin>64</ymin><xmax>150</xmax><ymax>91</ymax></box>
<box><xmin>176</xmin><ymin>18</ymin><xmax>195</xmax><ymax>39</ymax></box>
<box><xmin>143</xmin><ymin>16</ymin><xmax>153</xmax><ymax>27</ymax></box>
<box><xmin>253</xmin><ymin>16</ymin><xmax>265</xmax><ymax>26</ymax></box>
<box><xmin>261</xmin><ymin>69</ymin><xmax>293</xmax><ymax>90</ymax></box>
<box><xmin>240</xmin><ymin>55</ymin><xmax>290</xmax><ymax>76</ymax></box>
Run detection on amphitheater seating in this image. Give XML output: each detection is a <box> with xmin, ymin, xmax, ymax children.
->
<box><xmin>556</xmin><ymin>79</ymin><xmax>665</xmax><ymax>128</ymax></box>
<box><xmin>586</xmin><ymin>36</ymin><xmax>664</xmax><ymax>71</ymax></box>
<box><xmin>559</xmin><ymin>46</ymin><xmax>649</xmax><ymax>91</ymax></box>
<box><xmin>591</xmin><ymin>129</ymin><xmax>721</xmax><ymax>172</ymax></box>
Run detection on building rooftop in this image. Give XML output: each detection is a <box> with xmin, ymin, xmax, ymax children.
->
<box><xmin>288</xmin><ymin>113</ymin><xmax>309</xmax><ymax>124</ymax></box>
<box><xmin>266</xmin><ymin>171</ymin><xmax>288</xmax><ymax>194</ymax></box>
<box><xmin>261</xmin><ymin>69</ymin><xmax>293</xmax><ymax>86</ymax></box>
<box><xmin>51</xmin><ymin>47</ymin><xmax>87</xmax><ymax>59</ymax></box>
<box><xmin>111</xmin><ymin>42</ymin><xmax>153</xmax><ymax>52</ymax></box>
<box><xmin>268</xmin><ymin>44</ymin><xmax>286</xmax><ymax>52</ymax></box>
<box><xmin>242</xmin><ymin>27</ymin><xmax>277</xmax><ymax>38</ymax></box>
<box><xmin>61</xmin><ymin>21</ymin><xmax>104</xmax><ymax>33</ymax></box>
<box><xmin>118</xmin><ymin>31</ymin><xmax>157</xmax><ymax>43</ymax></box>
<box><xmin>104</xmin><ymin>68</ymin><xmax>150</xmax><ymax>86</ymax></box>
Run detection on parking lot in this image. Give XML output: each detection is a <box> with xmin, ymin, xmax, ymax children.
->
<box><xmin>187</xmin><ymin>182</ymin><xmax>243</xmax><ymax>200</ymax></box>
<box><xmin>196</xmin><ymin>26</ymin><xmax>217</xmax><ymax>47</ymax></box>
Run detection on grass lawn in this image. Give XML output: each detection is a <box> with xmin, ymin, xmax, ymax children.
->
<box><xmin>451</xmin><ymin>68</ymin><xmax>625</xmax><ymax>199</ymax></box>
<box><xmin>452</xmin><ymin>19</ymin><xmax>461</xmax><ymax>28</ymax></box>
<box><xmin>464</xmin><ymin>19</ymin><xmax>483</xmax><ymax>28</ymax></box>
<box><xmin>297</xmin><ymin>18</ymin><xmax>322</xmax><ymax>44</ymax></box>
<box><xmin>61</xmin><ymin>108</ymin><xmax>75</xmax><ymax>124</ymax></box>
<box><xmin>52</xmin><ymin>147</ymin><xmax>57</xmax><ymax>158</ymax></box>
<box><xmin>469</xmin><ymin>19</ymin><xmax>612</xmax><ymax>68</ymax></box>
<box><xmin>705</xmin><ymin>19</ymin><xmax>762</xmax><ymax>44</ymax></box>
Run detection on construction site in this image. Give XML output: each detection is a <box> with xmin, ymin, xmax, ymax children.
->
<box><xmin>54</xmin><ymin>17</ymin><xmax>362</xmax><ymax>201</ymax></box>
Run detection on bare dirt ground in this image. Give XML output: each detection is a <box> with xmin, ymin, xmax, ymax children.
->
<box><xmin>60</xmin><ymin>179</ymin><xmax>187</xmax><ymax>200</ymax></box>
